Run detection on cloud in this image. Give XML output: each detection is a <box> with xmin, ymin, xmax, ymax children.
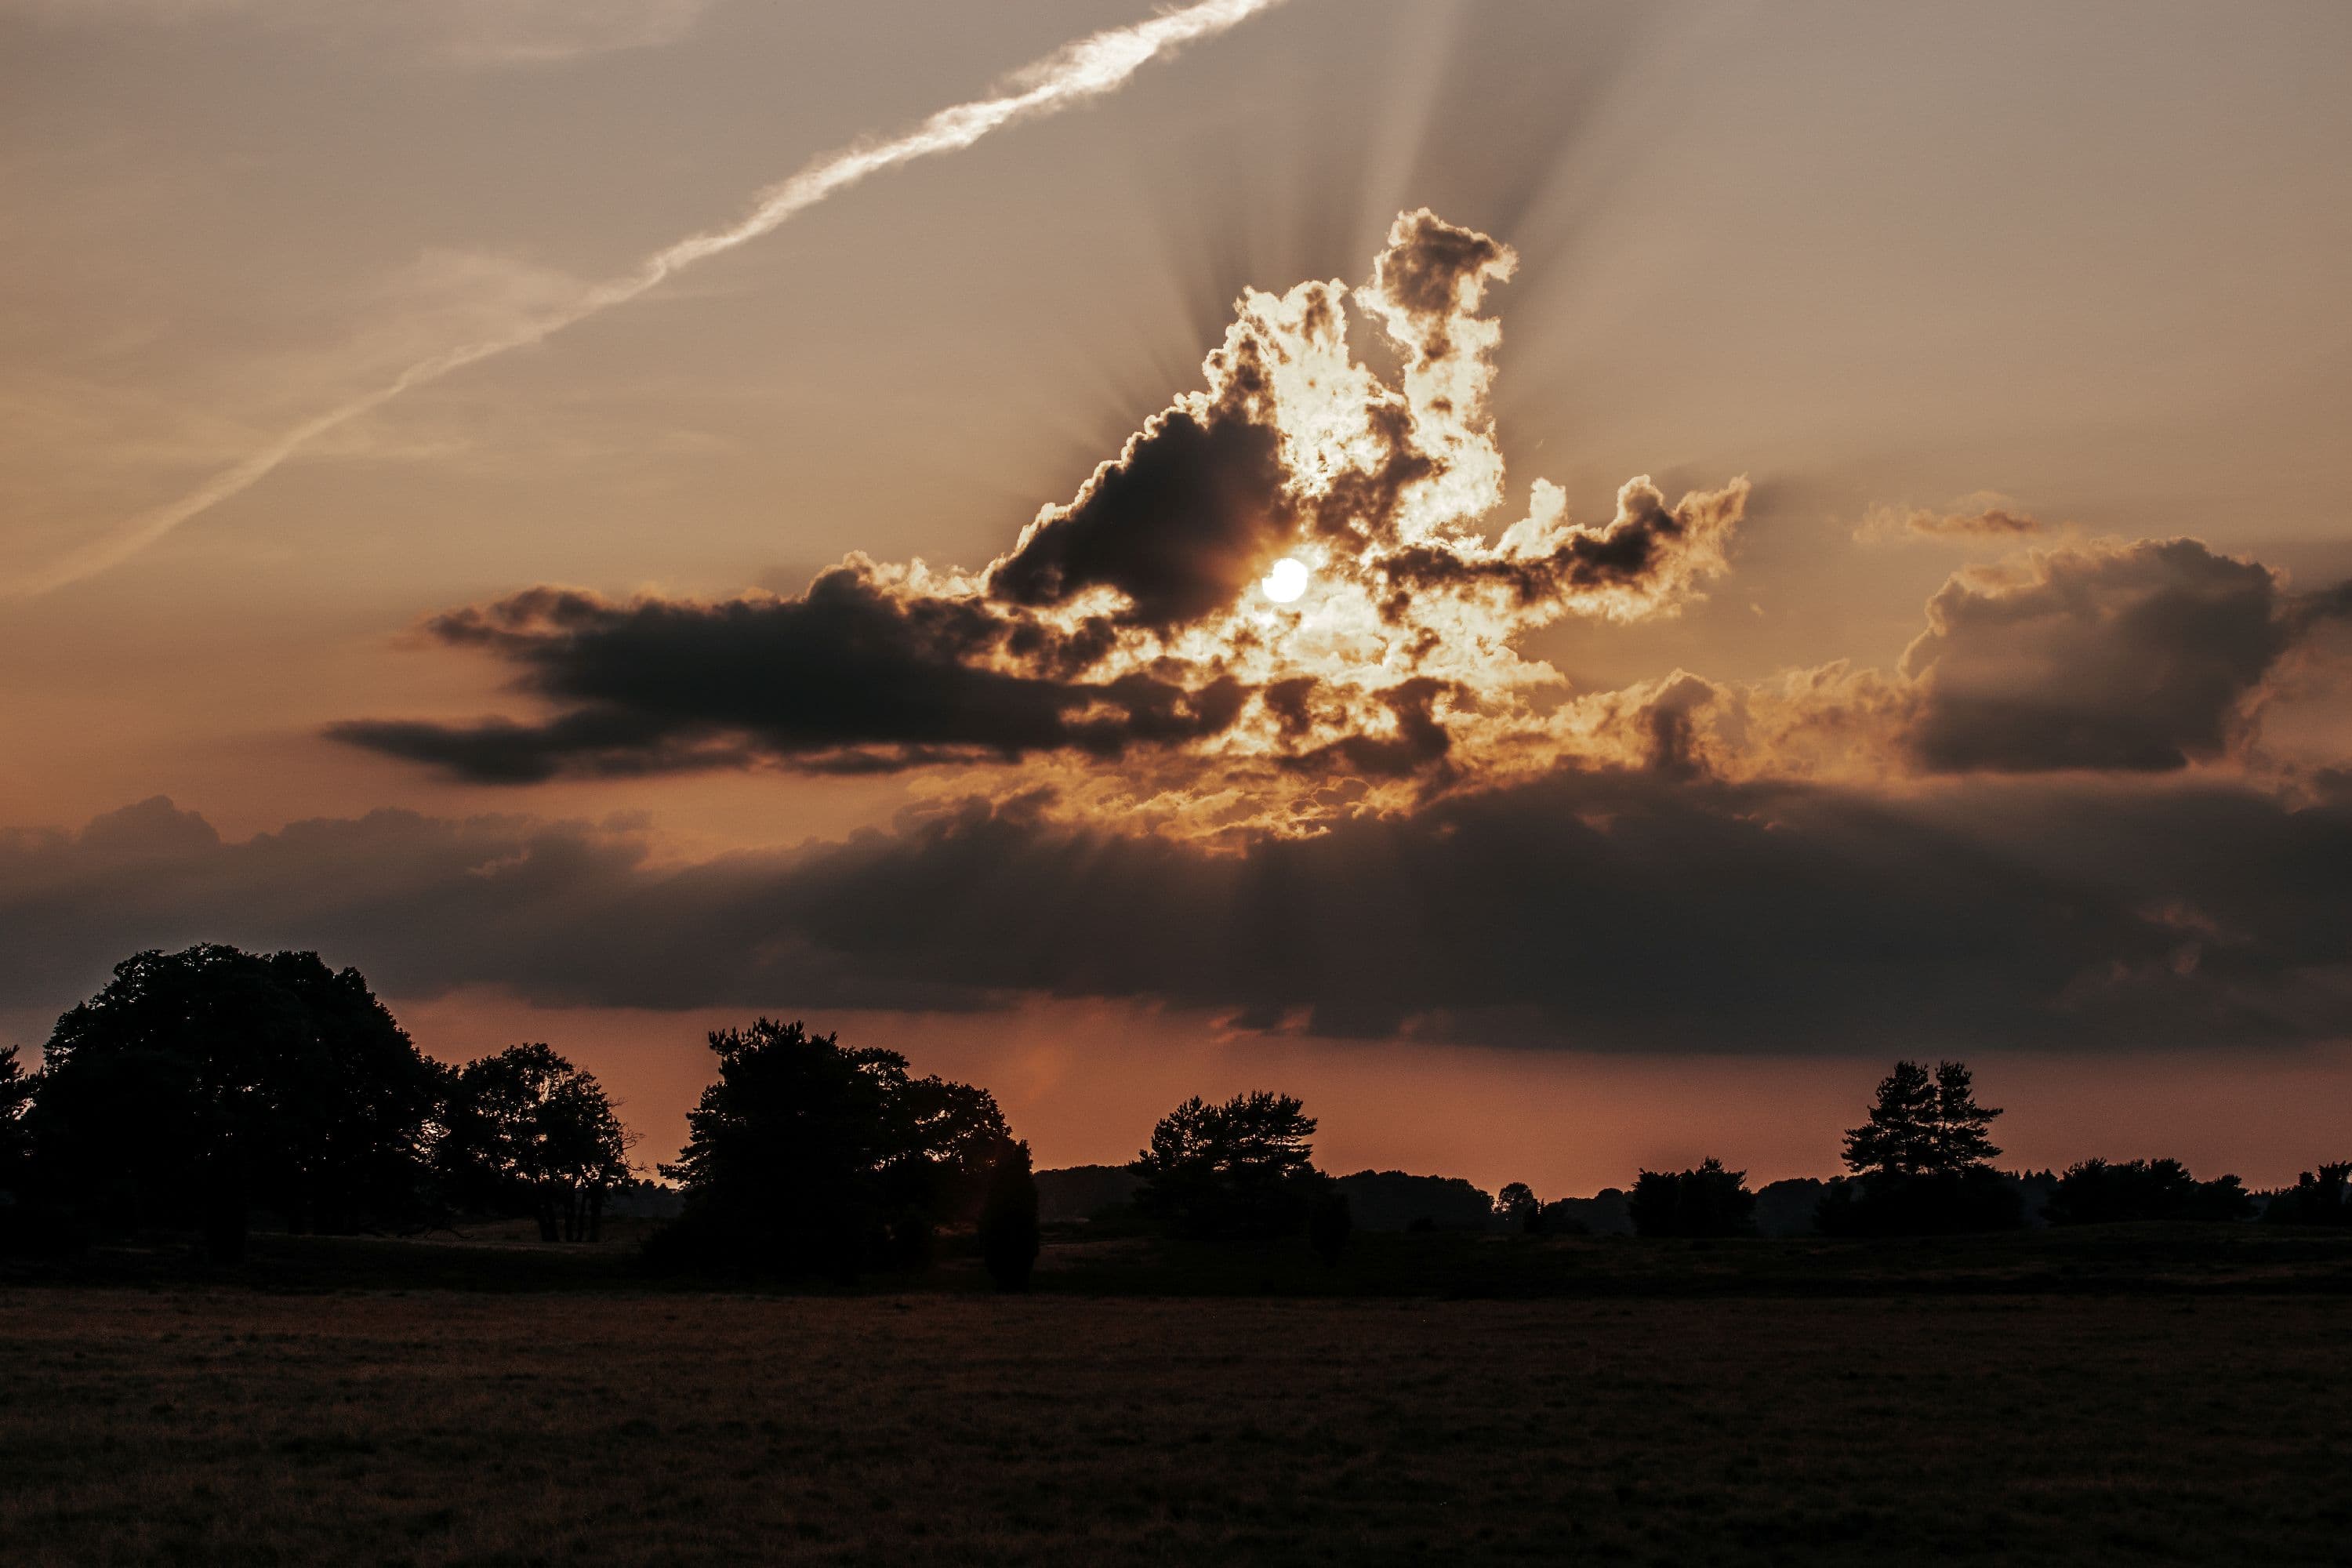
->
<box><xmin>336</xmin><ymin>212</ymin><xmax>1748</xmax><ymax>822</ymax></box>
<box><xmin>9</xmin><ymin>780</ymin><xmax>2350</xmax><ymax>1055</ymax></box>
<box><xmin>326</xmin><ymin>569</ymin><xmax>1250</xmax><ymax>779</ymax></box>
<box><xmin>1855</xmin><ymin>495</ymin><xmax>2044</xmax><ymax>543</ymax></box>
<box><xmin>986</xmin><ymin>405</ymin><xmax>1296</xmax><ymax>630</ymax></box>
<box><xmin>1900</xmin><ymin>537</ymin><xmax>2292</xmax><ymax>772</ymax></box>
<box><xmin>1573</xmin><ymin>537</ymin><xmax>2347</xmax><ymax>786</ymax></box>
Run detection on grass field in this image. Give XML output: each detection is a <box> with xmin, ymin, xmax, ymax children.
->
<box><xmin>4</xmin><ymin>1254</ymin><xmax>2350</xmax><ymax>1565</ymax></box>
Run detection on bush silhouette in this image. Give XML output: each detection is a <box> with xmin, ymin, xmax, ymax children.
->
<box><xmin>2261</xmin><ymin>1163</ymin><xmax>2352</xmax><ymax>1226</ymax></box>
<box><xmin>979</xmin><ymin>1140</ymin><xmax>1041</xmax><ymax>1292</ymax></box>
<box><xmin>1816</xmin><ymin>1167</ymin><xmax>2024</xmax><ymax>1237</ymax></box>
<box><xmin>1331</xmin><ymin>1170</ymin><xmax>1494</xmax><ymax>1232</ymax></box>
<box><xmin>1628</xmin><ymin>1159</ymin><xmax>1757</xmax><ymax>1238</ymax></box>
<box><xmin>2044</xmin><ymin>1158</ymin><xmax>2256</xmax><ymax>1225</ymax></box>
<box><xmin>1308</xmin><ymin>1189</ymin><xmax>1353</xmax><ymax>1265</ymax></box>
<box><xmin>1494</xmin><ymin>1181</ymin><xmax>1541</xmax><ymax>1233</ymax></box>
<box><xmin>1538</xmin><ymin>1188</ymin><xmax>1632</xmax><ymax>1236</ymax></box>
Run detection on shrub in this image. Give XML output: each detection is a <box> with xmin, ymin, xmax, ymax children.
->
<box><xmin>1815</xmin><ymin>1167</ymin><xmax>2024</xmax><ymax>1237</ymax></box>
<box><xmin>1307</xmin><ymin>1189</ymin><xmax>1353</xmax><ymax>1265</ymax></box>
<box><xmin>2044</xmin><ymin>1158</ymin><xmax>2255</xmax><ymax>1225</ymax></box>
<box><xmin>2261</xmin><ymin>1163</ymin><xmax>2352</xmax><ymax>1226</ymax></box>
<box><xmin>979</xmin><ymin>1142</ymin><xmax>1041</xmax><ymax>1292</ymax></box>
<box><xmin>1628</xmin><ymin>1159</ymin><xmax>1756</xmax><ymax>1238</ymax></box>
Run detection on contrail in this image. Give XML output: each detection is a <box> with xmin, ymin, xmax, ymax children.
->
<box><xmin>14</xmin><ymin>0</ymin><xmax>1291</xmax><ymax>597</ymax></box>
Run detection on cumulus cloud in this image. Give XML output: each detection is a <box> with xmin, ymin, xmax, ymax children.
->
<box><xmin>1569</xmin><ymin>537</ymin><xmax>2347</xmax><ymax>787</ymax></box>
<box><xmin>1900</xmin><ymin>537</ymin><xmax>2291</xmax><ymax>772</ymax></box>
<box><xmin>985</xmin><ymin>408</ymin><xmax>1296</xmax><ymax>630</ymax></box>
<box><xmin>336</xmin><ymin>212</ymin><xmax>1749</xmax><ymax>826</ymax></box>
<box><xmin>9</xmin><ymin>782</ymin><xmax>2350</xmax><ymax>1054</ymax></box>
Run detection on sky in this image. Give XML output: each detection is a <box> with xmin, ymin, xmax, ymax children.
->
<box><xmin>5</xmin><ymin>0</ymin><xmax>2350</xmax><ymax>1195</ymax></box>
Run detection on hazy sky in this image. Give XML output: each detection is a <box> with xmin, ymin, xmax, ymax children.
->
<box><xmin>5</xmin><ymin>0</ymin><xmax>2350</xmax><ymax>1192</ymax></box>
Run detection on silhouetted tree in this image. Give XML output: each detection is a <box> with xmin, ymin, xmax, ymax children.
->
<box><xmin>1308</xmin><ymin>1188</ymin><xmax>1353</xmax><ymax>1265</ymax></box>
<box><xmin>27</xmin><ymin>946</ymin><xmax>439</xmax><ymax>1260</ymax></box>
<box><xmin>1130</xmin><ymin>1091</ymin><xmax>1331</xmax><ymax>1240</ymax></box>
<box><xmin>649</xmin><ymin>1019</ymin><xmax>1011</xmax><ymax>1279</ymax></box>
<box><xmin>1842</xmin><ymin>1059</ymin><xmax>1938</xmax><ymax>1178</ymax></box>
<box><xmin>1845</xmin><ymin>1060</ymin><xmax>2002</xmax><ymax>1179</ymax></box>
<box><xmin>1929</xmin><ymin>1061</ymin><xmax>2002</xmax><ymax>1171</ymax></box>
<box><xmin>0</xmin><ymin>1044</ymin><xmax>88</xmax><ymax>1259</ymax></box>
<box><xmin>437</xmin><ymin>1044</ymin><xmax>633</xmax><ymax>1241</ymax></box>
<box><xmin>1824</xmin><ymin>1058</ymin><xmax>2020</xmax><ymax>1236</ymax></box>
<box><xmin>2045</xmin><ymin>1158</ymin><xmax>2256</xmax><ymax>1225</ymax></box>
<box><xmin>2261</xmin><ymin>1163</ymin><xmax>2352</xmax><ymax>1226</ymax></box>
<box><xmin>898</xmin><ymin>1073</ymin><xmax>1019</xmax><ymax>1226</ymax></box>
<box><xmin>1494</xmin><ymin>1181</ymin><xmax>1541</xmax><ymax>1233</ymax></box>
<box><xmin>1627</xmin><ymin>1158</ymin><xmax>1757</xmax><ymax>1238</ymax></box>
<box><xmin>978</xmin><ymin>1139</ymin><xmax>1040</xmax><ymax>1292</ymax></box>
<box><xmin>0</xmin><ymin>1045</ymin><xmax>31</xmax><ymax>1196</ymax></box>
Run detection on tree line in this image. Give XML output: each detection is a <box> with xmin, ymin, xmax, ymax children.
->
<box><xmin>0</xmin><ymin>946</ymin><xmax>637</xmax><ymax>1261</ymax></box>
<box><xmin>2</xmin><ymin>946</ymin><xmax>2347</xmax><ymax>1283</ymax></box>
<box><xmin>1504</xmin><ymin>1061</ymin><xmax>2288</xmax><ymax>1240</ymax></box>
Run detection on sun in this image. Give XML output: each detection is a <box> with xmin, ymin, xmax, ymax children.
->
<box><xmin>1261</xmin><ymin>557</ymin><xmax>1309</xmax><ymax>604</ymax></box>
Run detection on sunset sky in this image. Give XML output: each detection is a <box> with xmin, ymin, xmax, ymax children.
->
<box><xmin>5</xmin><ymin>0</ymin><xmax>2350</xmax><ymax>1194</ymax></box>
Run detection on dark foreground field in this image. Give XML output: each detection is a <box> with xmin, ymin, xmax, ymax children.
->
<box><xmin>4</xmin><ymin>1274</ymin><xmax>2348</xmax><ymax>1566</ymax></box>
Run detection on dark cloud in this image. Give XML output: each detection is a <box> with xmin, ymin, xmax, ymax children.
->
<box><xmin>327</xmin><ymin>712</ymin><xmax>754</xmax><ymax>784</ymax></box>
<box><xmin>986</xmin><ymin>401</ymin><xmax>1296</xmax><ymax>630</ymax></box>
<box><xmin>328</xmin><ymin>566</ymin><xmax>1249</xmax><ymax>781</ymax></box>
<box><xmin>2292</xmin><ymin>577</ymin><xmax>2352</xmax><ymax>631</ymax></box>
<box><xmin>1904</xmin><ymin>538</ymin><xmax>2296</xmax><ymax>772</ymax></box>
<box><xmin>1280</xmin><ymin>677</ymin><xmax>1461</xmax><ymax>780</ymax></box>
<box><xmin>1377</xmin><ymin>477</ymin><xmax>1748</xmax><ymax>617</ymax></box>
<box><xmin>9</xmin><ymin>775</ymin><xmax>2349</xmax><ymax>1054</ymax></box>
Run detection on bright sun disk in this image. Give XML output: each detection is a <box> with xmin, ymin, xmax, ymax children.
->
<box><xmin>1262</xmin><ymin>557</ymin><xmax>1309</xmax><ymax>603</ymax></box>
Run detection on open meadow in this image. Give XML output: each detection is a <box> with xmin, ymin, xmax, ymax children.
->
<box><xmin>5</xmin><ymin>1231</ymin><xmax>2350</xmax><ymax>1566</ymax></box>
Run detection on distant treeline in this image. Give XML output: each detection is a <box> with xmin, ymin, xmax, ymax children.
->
<box><xmin>2</xmin><ymin>946</ymin><xmax>2347</xmax><ymax>1282</ymax></box>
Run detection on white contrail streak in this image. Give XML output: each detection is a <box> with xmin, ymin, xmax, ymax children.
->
<box><xmin>13</xmin><ymin>0</ymin><xmax>1290</xmax><ymax>597</ymax></box>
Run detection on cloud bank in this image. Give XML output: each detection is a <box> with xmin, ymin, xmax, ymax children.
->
<box><xmin>8</xmin><ymin>781</ymin><xmax>2350</xmax><ymax>1054</ymax></box>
